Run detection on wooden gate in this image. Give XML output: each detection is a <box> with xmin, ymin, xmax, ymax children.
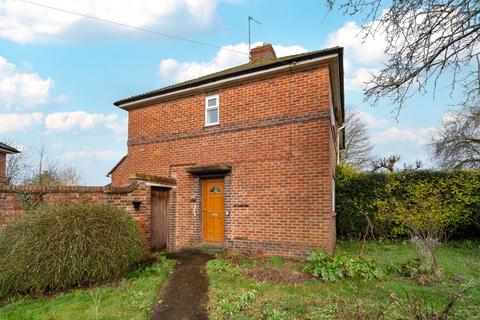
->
<box><xmin>150</xmin><ymin>187</ymin><xmax>169</xmax><ymax>250</ymax></box>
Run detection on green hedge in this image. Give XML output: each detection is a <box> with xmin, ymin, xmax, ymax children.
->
<box><xmin>335</xmin><ymin>164</ymin><xmax>480</xmax><ymax>240</ymax></box>
<box><xmin>0</xmin><ymin>203</ymin><xmax>147</xmax><ymax>299</ymax></box>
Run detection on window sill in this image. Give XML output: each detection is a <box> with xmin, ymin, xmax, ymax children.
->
<box><xmin>204</xmin><ymin>123</ymin><xmax>220</xmax><ymax>127</ymax></box>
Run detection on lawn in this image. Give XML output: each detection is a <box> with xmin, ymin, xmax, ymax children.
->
<box><xmin>0</xmin><ymin>255</ymin><xmax>175</xmax><ymax>320</ymax></box>
<box><xmin>1</xmin><ymin>241</ymin><xmax>479</xmax><ymax>320</ymax></box>
<box><xmin>207</xmin><ymin>240</ymin><xmax>480</xmax><ymax>320</ymax></box>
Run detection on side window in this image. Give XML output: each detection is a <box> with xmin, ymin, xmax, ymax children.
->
<box><xmin>205</xmin><ymin>94</ymin><xmax>219</xmax><ymax>126</ymax></box>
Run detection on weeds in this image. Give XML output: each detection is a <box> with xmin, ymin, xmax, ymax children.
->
<box><xmin>390</xmin><ymin>282</ymin><xmax>479</xmax><ymax>320</ymax></box>
<box><xmin>206</xmin><ymin>259</ymin><xmax>240</xmax><ymax>275</ymax></box>
<box><xmin>303</xmin><ymin>251</ymin><xmax>383</xmax><ymax>281</ymax></box>
<box><xmin>267</xmin><ymin>256</ymin><xmax>285</xmax><ymax>266</ymax></box>
<box><xmin>263</xmin><ymin>307</ymin><xmax>286</xmax><ymax>320</ymax></box>
<box><xmin>219</xmin><ymin>283</ymin><xmax>262</xmax><ymax>319</ymax></box>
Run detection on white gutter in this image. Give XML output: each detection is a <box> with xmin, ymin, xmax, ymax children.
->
<box><xmin>117</xmin><ymin>53</ymin><xmax>339</xmax><ymax>110</ymax></box>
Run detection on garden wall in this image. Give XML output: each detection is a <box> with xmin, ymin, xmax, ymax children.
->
<box><xmin>0</xmin><ymin>182</ymin><xmax>153</xmax><ymax>242</ymax></box>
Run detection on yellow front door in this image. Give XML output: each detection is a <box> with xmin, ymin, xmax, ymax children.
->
<box><xmin>202</xmin><ymin>179</ymin><xmax>225</xmax><ymax>243</ymax></box>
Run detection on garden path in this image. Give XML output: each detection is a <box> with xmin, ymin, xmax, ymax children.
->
<box><xmin>150</xmin><ymin>250</ymin><xmax>212</xmax><ymax>320</ymax></box>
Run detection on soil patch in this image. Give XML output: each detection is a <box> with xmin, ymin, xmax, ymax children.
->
<box><xmin>245</xmin><ymin>266</ymin><xmax>315</xmax><ymax>284</ymax></box>
<box><xmin>150</xmin><ymin>250</ymin><xmax>213</xmax><ymax>320</ymax></box>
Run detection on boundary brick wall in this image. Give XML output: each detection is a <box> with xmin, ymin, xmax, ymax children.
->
<box><xmin>0</xmin><ymin>182</ymin><xmax>154</xmax><ymax>243</ymax></box>
<box><xmin>112</xmin><ymin>65</ymin><xmax>338</xmax><ymax>258</ymax></box>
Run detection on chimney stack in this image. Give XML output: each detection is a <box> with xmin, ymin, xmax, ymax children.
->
<box><xmin>250</xmin><ymin>43</ymin><xmax>276</xmax><ymax>62</ymax></box>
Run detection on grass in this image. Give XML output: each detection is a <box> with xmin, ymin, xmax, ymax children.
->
<box><xmin>0</xmin><ymin>255</ymin><xmax>175</xmax><ymax>320</ymax></box>
<box><xmin>207</xmin><ymin>240</ymin><xmax>480</xmax><ymax>320</ymax></box>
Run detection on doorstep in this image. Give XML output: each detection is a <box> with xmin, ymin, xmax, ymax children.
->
<box><xmin>198</xmin><ymin>243</ymin><xmax>225</xmax><ymax>255</ymax></box>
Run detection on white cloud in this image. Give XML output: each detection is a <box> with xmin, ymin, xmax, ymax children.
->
<box><xmin>345</xmin><ymin>67</ymin><xmax>379</xmax><ymax>91</ymax></box>
<box><xmin>273</xmin><ymin>44</ymin><xmax>308</xmax><ymax>57</ymax></box>
<box><xmin>325</xmin><ymin>21</ymin><xmax>386</xmax><ymax>65</ymax></box>
<box><xmin>44</xmin><ymin>111</ymin><xmax>124</xmax><ymax>133</ymax></box>
<box><xmin>358</xmin><ymin>110</ymin><xmax>390</xmax><ymax>129</ymax></box>
<box><xmin>61</xmin><ymin>150</ymin><xmax>121</xmax><ymax>161</ymax></box>
<box><xmin>0</xmin><ymin>110</ymin><xmax>126</xmax><ymax>135</ymax></box>
<box><xmin>158</xmin><ymin>42</ymin><xmax>307</xmax><ymax>83</ymax></box>
<box><xmin>325</xmin><ymin>20</ymin><xmax>387</xmax><ymax>92</ymax></box>
<box><xmin>0</xmin><ymin>0</ymin><xmax>233</xmax><ymax>44</ymax></box>
<box><xmin>0</xmin><ymin>56</ymin><xmax>53</xmax><ymax>111</ymax></box>
<box><xmin>441</xmin><ymin>111</ymin><xmax>461</xmax><ymax>124</ymax></box>
<box><xmin>358</xmin><ymin>110</ymin><xmax>439</xmax><ymax>146</ymax></box>
<box><xmin>371</xmin><ymin>126</ymin><xmax>438</xmax><ymax>145</ymax></box>
<box><xmin>0</xmin><ymin>112</ymin><xmax>44</xmax><ymax>133</ymax></box>
<box><xmin>105</xmin><ymin>116</ymin><xmax>128</xmax><ymax>136</ymax></box>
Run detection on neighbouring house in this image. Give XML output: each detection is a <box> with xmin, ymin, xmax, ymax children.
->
<box><xmin>0</xmin><ymin>142</ymin><xmax>20</xmax><ymax>185</ymax></box>
<box><xmin>108</xmin><ymin>44</ymin><xmax>345</xmax><ymax>257</ymax></box>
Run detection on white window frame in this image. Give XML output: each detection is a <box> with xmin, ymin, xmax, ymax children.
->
<box><xmin>205</xmin><ymin>94</ymin><xmax>220</xmax><ymax>126</ymax></box>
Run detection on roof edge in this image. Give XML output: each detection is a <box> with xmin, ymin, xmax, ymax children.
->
<box><xmin>114</xmin><ymin>47</ymin><xmax>344</xmax><ymax>108</ymax></box>
<box><xmin>106</xmin><ymin>155</ymin><xmax>127</xmax><ymax>177</ymax></box>
<box><xmin>0</xmin><ymin>143</ymin><xmax>20</xmax><ymax>154</ymax></box>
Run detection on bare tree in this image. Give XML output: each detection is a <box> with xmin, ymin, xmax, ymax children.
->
<box><xmin>327</xmin><ymin>0</ymin><xmax>480</xmax><ymax>113</ymax></box>
<box><xmin>371</xmin><ymin>154</ymin><xmax>423</xmax><ymax>172</ymax></box>
<box><xmin>371</xmin><ymin>154</ymin><xmax>401</xmax><ymax>172</ymax></box>
<box><xmin>403</xmin><ymin>160</ymin><xmax>423</xmax><ymax>172</ymax></box>
<box><xmin>430</xmin><ymin>102</ymin><xmax>480</xmax><ymax>169</ymax></box>
<box><xmin>340</xmin><ymin>106</ymin><xmax>374</xmax><ymax>169</ymax></box>
<box><xmin>1</xmin><ymin>139</ymin><xmax>30</xmax><ymax>185</ymax></box>
<box><xmin>23</xmin><ymin>145</ymin><xmax>80</xmax><ymax>186</ymax></box>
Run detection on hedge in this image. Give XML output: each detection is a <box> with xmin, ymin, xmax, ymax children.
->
<box><xmin>335</xmin><ymin>164</ymin><xmax>480</xmax><ymax>240</ymax></box>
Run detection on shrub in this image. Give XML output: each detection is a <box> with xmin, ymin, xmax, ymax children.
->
<box><xmin>303</xmin><ymin>251</ymin><xmax>382</xmax><ymax>282</ymax></box>
<box><xmin>0</xmin><ymin>202</ymin><xmax>147</xmax><ymax>299</ymax></box>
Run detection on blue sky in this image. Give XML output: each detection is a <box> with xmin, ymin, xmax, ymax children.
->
<box><xmin>0</xmin><ymin>0</ymin><xmax>456</xmax><ymax>185</ymax></box>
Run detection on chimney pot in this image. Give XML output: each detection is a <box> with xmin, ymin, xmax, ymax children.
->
<box><xmin>250</xmin><ymin>43</ymin><xmax>276</xmax><ymax>62</ymax></box>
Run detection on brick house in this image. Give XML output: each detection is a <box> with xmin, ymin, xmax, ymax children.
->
<box><xmin>109</xmin><ymin>44</ymin><xmax>345</xmax><ymax>257</ymax></box>
<box><xmin>0</xmin><ymin>142</ymin><xmax>20</xmax><ymax>185</ymax></box>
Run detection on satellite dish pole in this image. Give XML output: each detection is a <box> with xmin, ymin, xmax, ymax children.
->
<box><xmin>248</xmin><ymin>16</ymin><xmax>261</xmax><ymax>59</ymax></box>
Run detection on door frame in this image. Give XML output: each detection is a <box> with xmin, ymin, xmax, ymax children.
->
<box><xmin>201</xmin><ymin>178</ymin><xmax>225</xmax><ymax>243</ymax></box>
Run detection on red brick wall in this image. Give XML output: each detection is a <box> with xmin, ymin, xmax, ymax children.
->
<box><xmin>112</xmin><ymin>65</ymin><xmax>339</xmax><ymax>257</ymax></box>
<box><xmin>111</xmin><ymin>157</ymin><xmax>129</xmax><ymax>187</ymax></box>
<box><xmin>0</xmin><ymin>153</ymin><xmax>6</xmax><ymax>184</ymax></box>
<box><xmin>0</xmin><ymin>183</ymin><xmax>154</xmax><ymax>243</ymax></box>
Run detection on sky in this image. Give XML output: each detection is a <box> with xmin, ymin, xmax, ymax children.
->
<box><xmin>0</xmin><ymin>0</ymin><xmax>458</xmax><ymax>185</ymax></box>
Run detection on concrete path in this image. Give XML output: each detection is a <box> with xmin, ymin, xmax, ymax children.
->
<box><xmin>150</xmin><ymin>250</ymin><xmax>212</xmax><ymax>320</ymax></box>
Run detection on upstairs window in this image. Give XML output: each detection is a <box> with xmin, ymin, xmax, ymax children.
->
<box><xmin>205</xmin><ymin>94</ymin><xmax>219</xmax><ymax>126</ymax></box>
